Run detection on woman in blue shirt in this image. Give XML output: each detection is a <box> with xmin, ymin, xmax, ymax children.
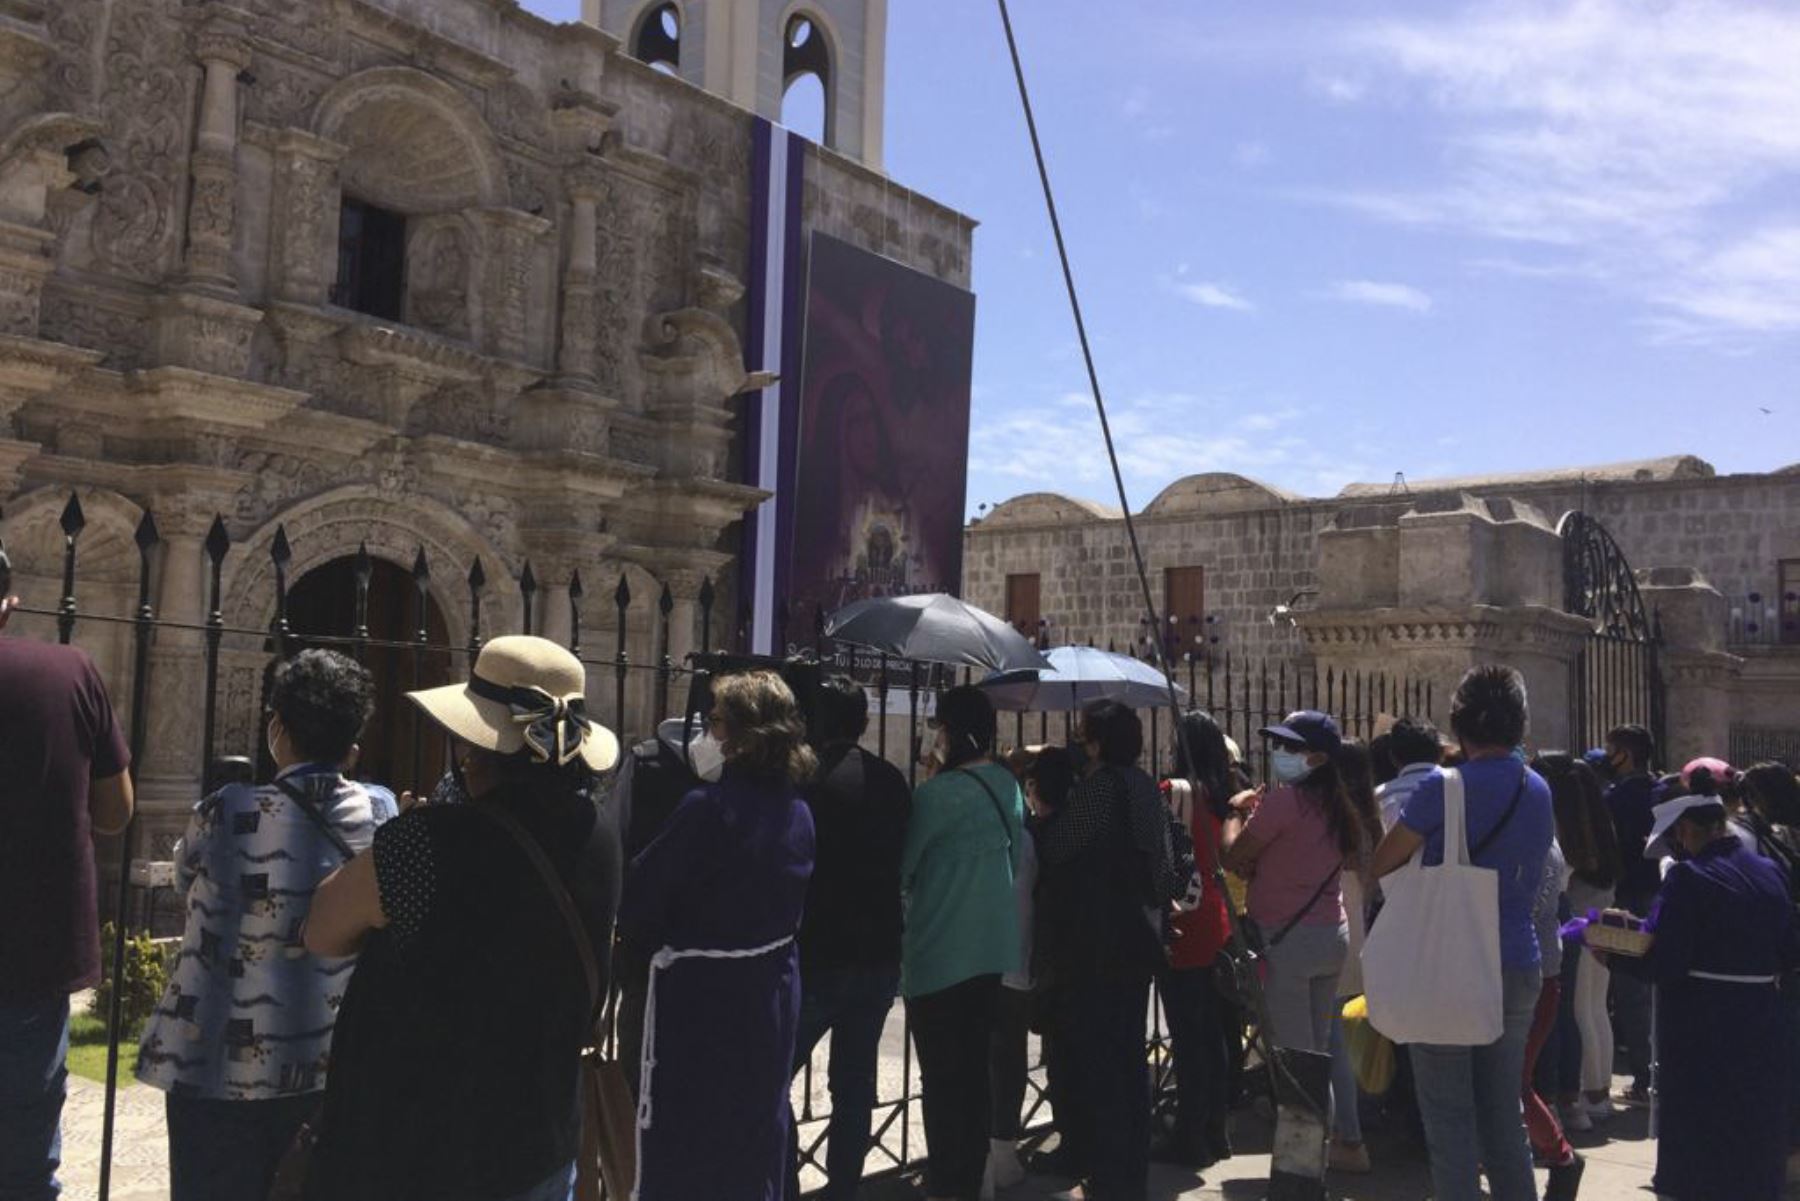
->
<box><xmin>1372</xmin><ymin>666</ymin><xmax>1558</xmax><ymax>1201</ymax></box>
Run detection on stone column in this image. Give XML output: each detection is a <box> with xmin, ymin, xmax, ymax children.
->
<box><xmin>538</xmin><ymin>581</ymin><xmax>572</xmax><ymax>648</ymax></box>
<box><xmin>555</xmin><ymin>168</ymin><xmax>603</xmax><ymax>385</ymax></box>
<box><xmin>1639</xmin><ymin>567</ymin><xmax>1742</xmax><ymax>766</ymax></box>
<box><xmin>269</xmin><ymin>130</ymin><xmax>346</xmax><ymax>307</ymax></box>
<box><xmin>136</xmin><ymin>528</ymin><xmax>211</xmax><ymax>857</ymax></box>
<box><xmin>475</xmin><ymin>208</ymin><xmax>551</xmax><ymax>363</ymax></box>
<box><xmin>181</xmin><ymin>18</ymin><xmax>252</xmax><ymax>294</ymax></box>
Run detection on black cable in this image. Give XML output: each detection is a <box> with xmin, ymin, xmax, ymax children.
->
<box><xmin>993</xmin><ymin>0</ymin><xmax>1322</xmax><ymax>1123</ymax></box>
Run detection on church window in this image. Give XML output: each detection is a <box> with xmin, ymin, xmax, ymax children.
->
<box><xmin>332</xmin><ymin>198</ymin><xmax>406</xmax><ymax>321</ymax></box>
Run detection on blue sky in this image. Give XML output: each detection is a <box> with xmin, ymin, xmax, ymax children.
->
<box><xmin>525</xmin><ymin>0</ymin><xmax>1800</xmax><ymax>515</ymax></box>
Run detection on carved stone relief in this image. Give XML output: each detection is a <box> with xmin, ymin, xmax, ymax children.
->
<box><xmin>91</xmin><ymin>0</ymin><xmax>190</xmax><ymax>280</ymax></box>
<box><xmin>40</xmin><ymin>286</ymin><xmax>150</xmax><ymax>368</ymax></box>
<box><xmin>44</xmin><ymin>0</ymin><xmax>100</xmax><ymax>111</ymax></box>
<box><xmin>406</xmin><ymin>219</ymin><xmax>471</xmax><ymax>338</ymax></box>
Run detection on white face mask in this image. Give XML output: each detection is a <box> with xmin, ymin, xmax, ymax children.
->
<box><xmin>683</xmin><ymin>732</ymin><xmax>726</xmax><ymax>783</ymax></box>
<box><xmin>1270</xmin><ymin>748</ymin><xmax>1312</xmax><ymax>784</ymax></box>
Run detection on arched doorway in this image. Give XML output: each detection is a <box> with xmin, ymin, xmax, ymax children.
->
<box><xmin>281</xmin><ymin>555</ymin><xmax>456</xmax><ymax>795</ymax></box>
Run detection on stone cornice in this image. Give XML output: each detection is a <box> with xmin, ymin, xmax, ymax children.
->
<box><xmin>335</xmin><ymin>320</ymin><xmax>490</xmax><ymax>383</ymax></box>
<box><xmin>1297</xmin><ymin>605</ymin><xmax>1594</xmax><ymax>655</ymax></box>
<box><xmin>0</xmin><ymin>333</ymin><xmax>104</xmax><ymax>398</ymax></box>
<box><xmin>338</xmin><ymin>0</ymin><xmax>515</xmax><ymax>89</ymax></box>
<box><xmin>126</xmin><ymin>366</ymin><xmax>308</xmax><ymax>429</ymax></box>
<box><xmin>1660</xmin><ymin>647</ymin><xmax>1744</xmax><ymax>686</ymax></box>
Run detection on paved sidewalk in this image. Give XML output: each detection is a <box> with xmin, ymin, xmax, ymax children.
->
<box><xmin>63</xmin><ymin>1073</ymin><xmax>1669</xmax><ymax>1201</ymax></box>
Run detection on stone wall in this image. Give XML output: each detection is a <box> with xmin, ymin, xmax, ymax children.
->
<box><xmin>966</xmin><ymin>461</ymin><xmax>1800</xmax><ymax>759</ymax></box>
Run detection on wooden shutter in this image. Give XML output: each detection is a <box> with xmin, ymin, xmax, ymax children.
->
<box><xmin>1163</xmin><ymin>566</ymin><xmax>1206</xmax><ymax>659</ymax></box>
<box><xmin>1005</xmin><ymin>573</ymin><xmax>1041</xmax><ymax>637</ymax></box>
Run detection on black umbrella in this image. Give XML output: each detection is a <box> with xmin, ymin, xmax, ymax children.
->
<box><xmin>823</xmin><ymin>593</ymin><xmax>1054</xmax><ymax>674</ymax></box>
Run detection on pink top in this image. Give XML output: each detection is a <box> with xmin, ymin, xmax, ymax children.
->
<box><xmin>1241</xmin><ymin>783</ymin><xmax>1346</xmax><ymax>930</ymax></box>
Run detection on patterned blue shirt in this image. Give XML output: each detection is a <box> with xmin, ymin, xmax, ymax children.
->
<box><xmin>136</xmin><ymin>765</ymin><xmax>382</xmax><ymax>1099</ymax></box>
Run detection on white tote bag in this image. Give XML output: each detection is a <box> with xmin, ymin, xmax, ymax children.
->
<box><xmin>1360</xmin><ymin>768</ymin><xmax>1505</xmax><ymax>1046</ymax></box>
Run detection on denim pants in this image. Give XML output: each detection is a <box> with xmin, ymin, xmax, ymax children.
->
<box><xmin>1409</xmin><ymin>967</ymin><xmax>1542</xmax><ymax>1201</ymax></box>
<box><xmin>1262</xmin><ymin>921</ymin><xmax>1347</xmax><ymax>1054</ymax></box>
<box><xmin>165</xmin><ymin>1092</ymin><xmax>318</xmax><ymax>1201</ymax></box>
<box><xmin>0</xmin><ymin>995</ymin><xmax>70</xmax><ymax>1201</ymax></box>
<box><xmin>785</xmin><ymin>963</ymin><xmax>900</xmax><ymax>1201</ymax></box>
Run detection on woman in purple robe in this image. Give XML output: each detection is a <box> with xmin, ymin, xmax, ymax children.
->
<box><xmin>619</xmin><ymin>670</ymin><xmax>817</xmax><ymax>1201</ymax></box>
<box><xmin>1605</xmin><ymin>768</ymin><xmax>1798</xmax><ymax>1201</ymax></box>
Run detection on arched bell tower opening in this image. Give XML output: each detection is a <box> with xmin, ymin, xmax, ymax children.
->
<box><xmin>633</xmin><ymin>3</ymin><xmax>681</xmax><ymax>74</ymax></box>
<box><xmin>781</xmin><ymin>12</ymin><xmax>831</xmax><ymax>144</ymax></box>
<box><xmin>279</xmin><ymin>556</ymin><xmax>455</xmax><ymax>795</ymax></box>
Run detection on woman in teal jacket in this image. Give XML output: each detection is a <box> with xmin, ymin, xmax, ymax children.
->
<box><xmin>902</xmin><ymin>685</ymin><xmax>1024</xmax><ymax>1201</ymax></box>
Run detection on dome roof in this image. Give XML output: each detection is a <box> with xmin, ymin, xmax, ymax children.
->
<box><xmin>1141</xmin><ymin>473</ymin><xmax>1299</xmax><ymax>517</ymax></box>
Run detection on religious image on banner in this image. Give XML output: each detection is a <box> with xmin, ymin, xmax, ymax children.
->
<box><xmin>788</xmin><ymin>233</ymin><xmax>977</xmax><ymax>623</ymax></box>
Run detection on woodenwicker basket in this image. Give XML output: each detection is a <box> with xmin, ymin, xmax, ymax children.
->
<box><xmin>1584</xmin><ymin>910</ymin><xmax>1654</xmax><ymax>957</ymax></box>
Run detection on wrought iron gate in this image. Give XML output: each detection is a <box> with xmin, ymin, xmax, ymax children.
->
<box><xmin>1559</xmin><ymin>511</ymin><xmax>1666</xmax><ymax>761</ymax></box>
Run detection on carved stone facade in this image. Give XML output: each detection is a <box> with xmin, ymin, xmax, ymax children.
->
<box><xmin>0</xmin><ymin>0</ymin><xmax>975</xmax><ymax>857</ymax></box>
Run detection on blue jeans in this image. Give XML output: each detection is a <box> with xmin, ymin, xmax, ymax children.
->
<box><xmin>1328</xmin><ymin>998</ymin><xmax>1362</xmax><ymax>1144</ymax></box>
<box><xmin>1409</xmin><ymin>968</ymin><xmax>1541</xmax><ymax>1201</ymax></box>
<box><xmin>166</xmin><ymin>1093</ymin><xmax>318</xmax><ymax>1201</ymax></box>
<box><xmin>785</xmin><ymin>963</ymin><xmax>900</xmax><ymax>1201</ymax></box>
<box><xmin>0</xmin><ymin>995</ymin><xmax>70</xmax><ymax>1201</ymax></box>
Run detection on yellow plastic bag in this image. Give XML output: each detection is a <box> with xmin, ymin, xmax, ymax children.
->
<box><xmin>1341</xmin><ymin>995</ymin><xmax>1396</xmax><ymax>1096</ymax></box>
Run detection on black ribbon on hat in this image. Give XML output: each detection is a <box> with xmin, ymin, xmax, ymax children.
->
<box><xmin>468</xmin><ymin>674</ymin><xmax>591</xmax><ymax>766</ymax></box>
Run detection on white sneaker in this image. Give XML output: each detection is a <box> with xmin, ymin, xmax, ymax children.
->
<box><xmin>988</xmin><ymin>1139</ymin><xmax>1027</xmax><ymax>1191</ymax></box>
<box><xmin>1560</xmin><ymin>1101</ymin><xmax>1593</xmax><ymax>1133</ymax></box>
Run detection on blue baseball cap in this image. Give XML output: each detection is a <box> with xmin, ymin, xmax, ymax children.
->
<box><xmin>1260</xmin><ymin>710</ymin><xmax>1342</xmax><ymax>753</ymax></box>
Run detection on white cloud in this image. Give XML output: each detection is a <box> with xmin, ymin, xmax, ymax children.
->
<box><xmin>1324</xmin><ymin>0</ymin><xmax>1800</xmax><ymax>342</ymax></box>
<box><xmin>1175</xmin><ymin>281</ymin><xmax>1255</xmax><ymax>312</ymax></box>
<box><xmin>1310</xmin><ymin>72</ymin><xmax>1368</xmax><ymax>104</ymax></box>
<box><xmin>1327</xmin><ymin>279</ymin><xmax>1435</xmax><ymax>313</ymax></box>
<box><xmin>1122</xmin><ymin>85</ymin><xmax>1153</xmax><ymax>119</ymax></box>
<box><xmin>968</xmin><ymin>393</ymin><xmax>1362</xmax><ymax>505</ymax></box>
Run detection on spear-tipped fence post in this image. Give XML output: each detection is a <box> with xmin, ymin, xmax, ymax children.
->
<box><xmin>200</xmin><ymin>515</ymin><xmax>231</xmax><ymax>781</ymax></box>
<box><xmin>411</xmin><ymin>547</ymin><xmax>430</xmax><ymax>790</ymax></box>
<box><xmin>519</xmin><ymin>560</ymin><xmax>538</xmax><ymax>637</ymax></box>
<box><xmin>351</xmin><ymin>542</ymin><xmax>372</xmax><ymax>664</ymax></box>
<box><xmin>270</xmin><ymin>525</ymin><xmax>293</xmax><ymax>659</ymax></box>
<box><xmin>467</xmin><ymin>557</ymin><xmax>487</xmax><ymax>662</ymax></box>
<box><xmin>56</xmin><ymin>492</ymin><xmax>85</xmax><ymax>644</ymax></box>
<box><xmin>698</xmin><ymin>576</ymin><xmax>716</xmax><ymax>655</ymax></box>
<box><xmin>98</xmin><ymin>510</ymin><xmax>159</xmax><ymax>1201</ymax></box>
<box><xmin>568</xmin><ymin>569</ymin><xmax>584</xmax><ymax>658</ymax></box>
<box><xmin>657</xmin><ymin>583</ymin><xmax>674</xmax><ymax>723</ymax></box>
<box><xmin>614</xmin><ymin>573</ymin><xmax>631</xmax><ymax>733</ymax></box>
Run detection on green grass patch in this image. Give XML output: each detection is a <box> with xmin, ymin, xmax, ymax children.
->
<box><xmin>66</xmin><ymin>1012</ymin><xmax>140</xmax><ymax>1085</ymax></box>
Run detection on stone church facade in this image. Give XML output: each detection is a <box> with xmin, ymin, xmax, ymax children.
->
<box><xmin>0</xmin><ymin>0</ymin><xmax>971</xmax><ymax>851</ymax></box>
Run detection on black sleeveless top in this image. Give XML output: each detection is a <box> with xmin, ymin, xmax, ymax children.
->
<box><xmin>306</xmin><ymin>785</ymin><xmax>622</xmax><ymax>1201</ymax></box>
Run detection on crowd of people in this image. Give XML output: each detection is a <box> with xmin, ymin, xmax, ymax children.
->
<box><xmin>6</xmin><ymin>530</ymin><xmax>1800</xmax><ymax>1201</ymax></box>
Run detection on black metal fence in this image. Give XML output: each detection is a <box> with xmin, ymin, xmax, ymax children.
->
<box><xmin>4</xmin><ymin>491</ymin><xmax>1438</xmax><ymax>1198</ymax></box>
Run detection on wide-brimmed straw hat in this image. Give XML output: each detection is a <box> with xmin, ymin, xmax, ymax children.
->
<box><xmin>409</xmin><ymin>635</ymin><xmax>619</xmax><ymax>772</ymax></box>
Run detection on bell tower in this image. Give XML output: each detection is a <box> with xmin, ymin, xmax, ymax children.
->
<box><xmin>586</xmin><ymin>0</ymin><xmax>888</xmax><ymax>168</ymax></box>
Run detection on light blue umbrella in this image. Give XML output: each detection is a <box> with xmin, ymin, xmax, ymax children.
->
<box><xmin>979</xmin><ymin>644</ymin><xmax>1186</xmax><ymax>712</ymax></box>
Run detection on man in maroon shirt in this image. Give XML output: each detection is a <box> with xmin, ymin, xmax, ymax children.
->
<box><xmin>0</xmin><ymin>549</ymin><xmax>134</xmax><ymax>1201</ymax></box>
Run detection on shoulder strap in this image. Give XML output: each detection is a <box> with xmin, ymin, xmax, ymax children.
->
<box><xmin>1267</xmin><ymin>863</ymin><xmax>1340</xmax><ymax>949</ymax></box>
<box><xmin>468</xmin><ymin>801</ymin><xmax>602</xmax><ymax>1020</ymax></box>
<box><xmin>954</xmin><ymin>766</ymin><xmax>1013</xmax><ymax>850</ymax></box>
<box><xmin>1470</xmin><ymin>768</ymin><xmax>1529</xmax><ymax>860</ymax></box>
<box><xmin>274</xmin><ymin>776</ymin><xmax>356</xmax><ymax>863</ymax></box>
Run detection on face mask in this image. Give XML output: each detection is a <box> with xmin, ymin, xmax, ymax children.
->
<box><xmin>1270</xmin><ymin>748</ymin><xmax>1311</xmax><ymax>784</ymax></box>
<box><xmin>683</xmin><ymin>732</ymin><xmax>726</xmax><ymax>783</ymax></box>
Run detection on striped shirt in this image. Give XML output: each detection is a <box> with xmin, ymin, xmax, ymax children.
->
<box><xmin>136</xmin><ymin>765</ymin><xmax>381</xmax><ymax>1099</ymax></box>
